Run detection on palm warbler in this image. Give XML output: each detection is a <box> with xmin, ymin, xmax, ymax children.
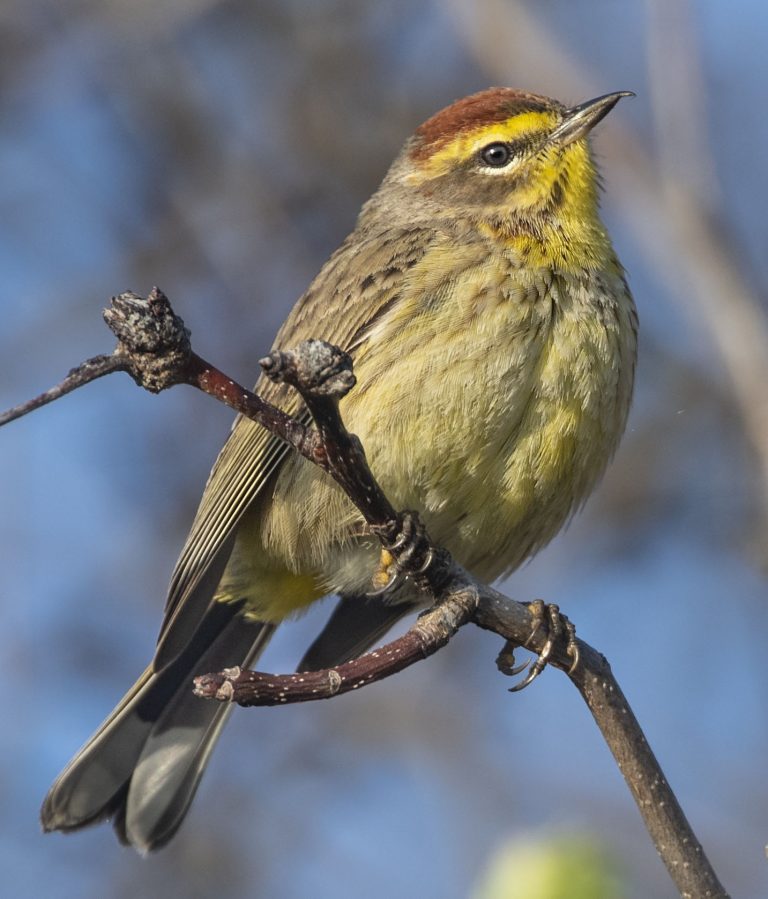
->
<box><xmin>42</xmin><ymin>88</ymin><xmax>637</xmax><ymax>851</ymax></box>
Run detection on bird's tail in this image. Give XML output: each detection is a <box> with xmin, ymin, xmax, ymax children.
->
<box><xmin>41</xmin><ymin>603</ymin><xmax>274</xmax><ymax>853</ymax></box>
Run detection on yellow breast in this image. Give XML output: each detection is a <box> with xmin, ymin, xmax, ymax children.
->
<box><xmin>348</xmin><ymin>255</ymin><xmax>635</xmax><ymax>581</ymax></box>
<box><xmin>239</xmin><ymin>245</ymin><xmax>636</xmax><ymax>617</ymax></box>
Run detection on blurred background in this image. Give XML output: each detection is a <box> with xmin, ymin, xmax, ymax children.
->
<box><xmin>1</xmin><ymin>1</ymin><xmax>766</xmax><ymax>897</ymax></box>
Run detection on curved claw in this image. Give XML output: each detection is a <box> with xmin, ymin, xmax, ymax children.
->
<box><xmin>507</xmin><ymin>658</ymin><xmax>530</xmax><ymax>677</ymax></box>
<box><xmin>365</xmin><ymin>569</ymin><xmax>403</xmax><ymax>597</ymax></box>
<box><xmin>565</xmin><ymin>619</ymin><xmax>580</xmax><ymax>675</ymax></box>
<box><xmin>415</xmin><ymin>545</ymin><xmax>435</xmax><ymax>575</ymax></box>
<box><xmin>496</xmin><ymin>640</ymin><xmax>529</xmax><ymax>678</ymax></box>
<box><xmin>509</xmin><ymin>638</ymin><xmax>552</xmax><ymax>692</ymax></box>
<box><xmin>508</xmin><ymin>658</ymin><xmax>545</xmax><ymax>692</ymax></box>
<box><xmin>537</xmin><ymin>625</ymin><xmax>557</xmax><ymax>669</ymax></box>
<box><xmin>387</xmin><ymin>528</ymin><xmax>410</xmax><ymax>553</ymax></box>
<box><xmin>507</xmin><ymin>600</ymin><xmax>573</xmax><ymax>692</ymax></box>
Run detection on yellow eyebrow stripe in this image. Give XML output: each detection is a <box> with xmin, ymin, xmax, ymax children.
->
<box><xmin>418</xmin><ymin>110</ymin><xmax>559</xmax><ymax>176</ymax></box>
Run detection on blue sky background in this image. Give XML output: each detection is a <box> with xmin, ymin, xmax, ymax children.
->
<box><xmin>1</xmin><ymin>1</ymin><xmax>767</xmax><ymax>897</ymax></box>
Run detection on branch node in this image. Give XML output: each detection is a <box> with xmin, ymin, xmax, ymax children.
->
<box><xmin>215</xmin><ymin>679</ymin><xmax>235</xmax><ymax>702</ymax></box>
<box><xmin>326</xmin><ymin>669</ymin><xmax>342</xmax><ymax>695</ymax></box>
<box><xmin>103</xmin><ymin>287</ymin><xmax>191</xmax><ymax>393</ymax></box>
<box><xmin>260</xmin><ymin>339</ymin><xmax>356</xmax><ymax>398</ymax></box>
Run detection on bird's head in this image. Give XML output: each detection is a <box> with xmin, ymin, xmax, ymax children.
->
<box><xmin>370</xmin><ymin>88</ymin><xmax>633</xmax><ymax>268</ymax></box>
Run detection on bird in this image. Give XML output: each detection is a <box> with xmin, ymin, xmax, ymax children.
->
<box><xmin>41</xmin><ymin>87</ymin><xmax>638</xmax><ymax>852</ymax></box>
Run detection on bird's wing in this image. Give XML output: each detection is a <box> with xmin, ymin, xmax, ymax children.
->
<box><xmin>155</xmin><ymin>226</ymin><xmax>437</xmax><ymax>656</ymax></box>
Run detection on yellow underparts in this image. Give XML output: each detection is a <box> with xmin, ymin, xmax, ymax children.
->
<box><xmin>486</xmin><ymin>142</ymin><xmax>611</xmax><ymax>271</ymax></box>
<box><xmin>214</xmin><ymin>550</ymin><xmax>323</xmax><ymax>622</ymax></box>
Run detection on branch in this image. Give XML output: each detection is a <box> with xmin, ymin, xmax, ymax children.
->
<box><xmin>1</xmin><ymin>288</ymin><xmax>440</xmax><ymax>579</ymax></box>
<box><xmin>474</xmin><ymin>592</ymin><xmax>728</xmax><ymax>899</ymax></box>
<box><xmin>198</xmin><ymin>573</ymin><xmax>725</xmax><ymax>898</ymax></box>
<box><xmin>3</xmin><ymin>289</ymin><xmax>729</xmax><ymax>898</ymax></box>
<box><xmin>195</xmin><ymin>580</ymin><xmax>478</xmax><ymax>705</ymax></box>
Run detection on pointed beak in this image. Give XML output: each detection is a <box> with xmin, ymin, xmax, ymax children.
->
<box><xmin>549</xmin><ymin>91</ymin><xmax>635</xmax><ymax>147</ymax></box>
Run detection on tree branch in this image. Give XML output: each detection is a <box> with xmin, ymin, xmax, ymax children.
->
<box><xmin>473</xmin><ymin>593</ymin><xmax>727</xmax><ymax>899</ymax></box>
<box><xmin>194</xmin><ymin>580</ymin><xmax>479</xmax><ymax>705</ymax></box>
<box><xmin>1</xmin><ymin>288</ymin><xmax>729</xmax><ymax>898</ymax></box>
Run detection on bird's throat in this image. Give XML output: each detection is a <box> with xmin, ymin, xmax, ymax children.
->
<box><xmin>480</xmin><ymin>142</ymin><xmax>612</xmax><ymax>272</ymax></box>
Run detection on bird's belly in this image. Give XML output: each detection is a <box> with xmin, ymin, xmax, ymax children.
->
<box><xmin>347</xmin><ymin>271</ymin><xmax>635</xmax><ymax>583</ymax></box>
<box><xmin>366</xmin><ymin>381</ymin><xmax>610</xmax><ymax>584</ymax></box>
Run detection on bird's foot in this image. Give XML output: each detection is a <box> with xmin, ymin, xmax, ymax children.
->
<box><xmin>496</xmin><ymin>600</ymin><xmax>579</xmax><ymax>692</ymax></box>
<box><xmin>368</xmin><ymin>511</ymin><xmax>436</xmax><ymax>595</ymax></box>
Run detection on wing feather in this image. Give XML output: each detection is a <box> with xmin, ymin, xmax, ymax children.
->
<box><xmin>157</xmin><ymin>226</ymin><xmax>435</xmax><ymax>643</ymax></box>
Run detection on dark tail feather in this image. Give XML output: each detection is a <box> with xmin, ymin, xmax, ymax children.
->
<box><xmin>41</xmin><ymin>603</ymin><xmax>274</xmax><ymax>853</ymax></box>
<box><xmin>298</xmin><ymin>593</ymin><xmax>419</xmax><ymax>672</ymax></box>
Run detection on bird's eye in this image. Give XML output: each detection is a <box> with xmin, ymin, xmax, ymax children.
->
<box><xmin>479</xmin><ymin>142</ymin><xmax>513</xmax><ymax>168</ymax></box>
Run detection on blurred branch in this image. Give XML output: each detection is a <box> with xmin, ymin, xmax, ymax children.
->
<box><xmin>442</xmin><ymin>0</ymin><xmax>768</xmax><ymax>538</ymax></box>
<box><xmin>2</xmin><ymin>288</ymin><xmax>729</xmax><ymax>898</ymax></box>
<box><xmin>645</xmin><ymin>0</ymin><xmax>717</xmax><ymax>200</ymax></box>
<box><xmin>91</xmin><ymin>0</ymin><xmax>229</xmax><ymax>38</ymax></box>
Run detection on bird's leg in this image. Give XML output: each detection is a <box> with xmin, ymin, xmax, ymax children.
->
<box><xmin>499</xmin><ymin>600</ymin><xmax>580</xmax><ymax>691</ymax></box>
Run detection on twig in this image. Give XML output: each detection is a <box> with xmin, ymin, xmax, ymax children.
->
<box><xmin>3</xmin><ymin>288</ymin><xmax>729</xmax><ymax>898</ymax></box>
<box><xmin>0</xmin><ymin>355</ymin><xmax>128</xmax><ymax>426</ymax></box>
<box><xmin>194</xmin><ymin>580</ymin><xmax>478</xmax><ymax>705</ymax></box>
<box><xmin>257</xmin><ymin>342</ymin><xmax>399</xmax><ymax>530</ymax></box>
<box><xmin>104</xmin><ymin>290</ymin><xmax>403</xmax><ymax>530</ymax></box>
